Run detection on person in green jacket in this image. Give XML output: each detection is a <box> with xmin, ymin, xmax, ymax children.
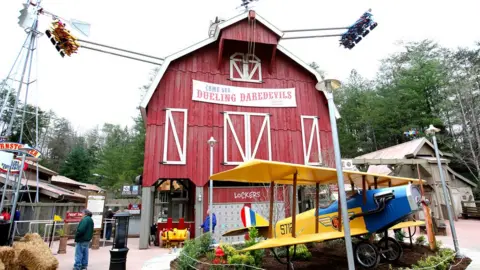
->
<box><xmin>74</xmin><ymin>209</ymin><xmax>94</xmax><ymax>270</ymax></box>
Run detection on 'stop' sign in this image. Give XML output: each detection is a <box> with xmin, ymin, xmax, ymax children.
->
<box><xmin>0</xmin><ymin>142</ymin><xmax>42</xmax><ymax>158</ymax></box>
<box><xmin>192</xmin><ymin>80</ymin><xmax>297</xmax><ymax>108</ymax></box>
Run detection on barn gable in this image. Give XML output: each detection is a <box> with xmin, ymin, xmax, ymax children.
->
<box><xmin>140</xmin><ymin>11</ymin><xmax>340</xmax><ymax>120</ymax></box>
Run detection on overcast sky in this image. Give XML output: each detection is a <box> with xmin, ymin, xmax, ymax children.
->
<box><xmin>1</xmin><ymin>0</ymin><xmax>479</xmax><ymax>133</ymax></box>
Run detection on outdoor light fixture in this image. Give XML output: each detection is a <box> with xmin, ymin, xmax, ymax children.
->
<box><xmin>109</xmin><ymin>211</ymin><xmax>131</xmax><ymax>270</ymax></box>
<box><xmin>425</xmin><ymin>124</ymin><xmax>461</xmax><ymax>257</ymax></box>
<box><xmin>198</xmin><ymin>193</ymin><xmax>202</xmax><ymax>202</ymax></box>
<box><xmin>207</xmin><ymin>136</ymin><xmax>217</xmax><ymax>236</ymax></box>
<box><xmin>317</xmin><ymin>79</ymin><xmax>356</xmax><ymax>270</ymax></box>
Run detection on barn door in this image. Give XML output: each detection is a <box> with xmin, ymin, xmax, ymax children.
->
<box><xmin>300</xmin><ymin>115</ymin><xmax>322</xmax><ymax>165</ymax></box>
<box><xmin>162</xmin><ymin>108</ymin><xmax>188</xmax><ymax>165</ymax></box>
<box><xmin>223</xmin><ymin>112</ymin><xmax>271</xmax><ymax>165</ymax></box>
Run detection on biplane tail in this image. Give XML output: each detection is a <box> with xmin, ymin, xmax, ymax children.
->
<box><xmin>222</xmin><ymin>205</ymin><xmax>270</xmax><ymax>238</ymax></box>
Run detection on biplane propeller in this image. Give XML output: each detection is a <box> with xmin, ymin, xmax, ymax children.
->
<box><xmin>210</xmin><ymin>160</ymin><xmax>427</xmax><ymax>269</ymax></box>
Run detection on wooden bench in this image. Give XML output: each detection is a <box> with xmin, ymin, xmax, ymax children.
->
<box><xmin>461</xmin><ymin>201</ymin><xmax>480</xmax><ymax>219</ymax></box>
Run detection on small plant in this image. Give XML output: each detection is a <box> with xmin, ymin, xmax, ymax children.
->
<box><xmin>206</xmin><ymin>251</ymin><xmax>215</xmax><ymax>261</ymax></box>
<box><xmin>198</xmin><ymin>232</ymin><xmax>212</xmax><ymax>254</ymax></box>
<box><xmin>178</xmin><ymin>239</ymin><xmax>200</xmax><ymax>270</ymax></box>
<box><xmin>245</xmin><ymin>227</ymin><xmax>264</xmax><ymax>267</ymax></box>
<box><xmin>228</xmin><ymin>254</ymin><xmax>256</xmax><ymax>270</ymax></box>
<box><xmin>394</xmin><ymin>230</ymin><xmax>406</xmax><ymax>242</ymax></box>
<box><xmin>411</xmin><ymin>248</ymin><xmax>455</xmax><ymax>270</ymax></box>
<box><xmin>56</xmin><ymin>229</ymin><xmax>65</xmax><ymax>237</ymax></box>
<box><xmin>435</xmin><ymin>240</ymin><xmax>443</xmax><ymax>250</ymax></box>
<box><xmin>415</xmin><ymin>235</ymin><xmax>426</xmax><ymax>246</ymax></box>
<box><xmin>288</xmin><ymin>244</ymin><xmax>312</xmax><ymax>261</ymax></box>
<box><xmin>220</xmin><ymin>244</ymin><xmax>238</xmax><ymax>258</ymax></box>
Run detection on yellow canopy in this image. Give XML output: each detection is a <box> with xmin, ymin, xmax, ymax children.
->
<box><xmin>210</xmin><ymin>159</ymin><xmax>425</xmax><ymax>187</ymax></box>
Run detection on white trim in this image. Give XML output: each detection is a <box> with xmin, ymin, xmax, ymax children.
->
<box><xmin>223</xmin><ymin>111</ymin><xmax>272</xmax><ymax>165</ymax></box>
<box><xmin>224</xmin><ymin>112</ymin><xmax>248</xmax><ymax>165</ymax></box>
<box><xmin>300</xmin><ymin>115</ymin><xmax>322</xmax><ymax>165</ymax></box>
<box><xmin>140</xmin><ymin>11</ymin><xmax>340</xmax><ymax>123</ymax></box>
<box><xmin>162</xmin><ymin>108</ymin><xmax>188</xmax><ymax>164</ymax></box>
<box><xmin>229</xmin><ymin>53</ymin><xmax>262</xmax><ymax>83</ymax></box>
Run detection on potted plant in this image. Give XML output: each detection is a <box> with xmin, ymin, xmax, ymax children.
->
<box><xmin>57</xmin><ymin>229</ymin><xmax>68</xmax><ymax>254</ymax></box>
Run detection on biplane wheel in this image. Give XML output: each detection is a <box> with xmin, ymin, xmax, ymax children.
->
<box><xmin>378</xmin><ymin>237</ymin><xmax>403</xmax><ymax>262</ymax></box>
<box><xmin>354</xmin><ymin>241</ymin><xmax>380</xmax><ymax>269</ymax></box>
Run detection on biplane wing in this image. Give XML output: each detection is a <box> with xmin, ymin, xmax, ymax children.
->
<box><xmin>241</xmin><ymin>227</ymin><xmax>369</xmax><ymax>252</ymax></box>
<box><xmin>222</xmin><ymin>226</ymin><xmax>269</xmax><ymax>237</ymax></box>
<box><xmin>389</xmin><ymin>220</ymin><xmax>425</xmax><ymax>230</ymax></box>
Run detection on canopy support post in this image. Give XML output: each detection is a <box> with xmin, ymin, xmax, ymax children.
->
<box><xmin>268</xmin><ymin>181</ymin><xmax>275</xmax><ymax>238</ymax></box>
<box><xmin>315</xmin><ymin>182</ymin><xmax>319</xmax><ymax>234</ymax></box>
<box><xmin>338</xmin><ymin>199</ymin><xmax>342</xmax><ymax>232</ymax></box>
<box><xmin>388</xmin><ymin>180</ymin><xmax>392</xmax><ymax>187</ymax></box>
<box><xmin>374</xmin><ymin>176</ymin><xmax>378</xmax><ymax>189</ymax></box>
<box><xmin>417</xmin><ymin>164</ymin><xmax>436</xmax><ymax>251</ymax></box>
<box><xmin>292</xmin><ymin>172</ymin><xmax>298</xmax><ymax>238</ymax></box>
<box><xmin>362</xmin><ymin>176</ymin><xmax>367</xmax><ymax>204</ymax></box>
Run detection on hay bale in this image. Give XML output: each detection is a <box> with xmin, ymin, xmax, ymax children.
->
<box><xmin>17</xmin><ymin>242</ymin><xmax>58</xmax><ymax>270</ymax></box>
<box><xmin>22</xmin><ymin>233</ymin><xmax>43</xmax><ymax>244</ymax></box>
<box><xmin>0</xmin><ymin>260</ymin><xmax>4</xmax><ymax>270</ymax></box>
<box><xmin>0</xmin><ymin>247</ymin><xmax>15</xmax><ymax>266</ymax></box>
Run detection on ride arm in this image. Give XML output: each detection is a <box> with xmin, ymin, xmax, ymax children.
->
<box><xmin>349</xmin><ymin>190</ymin><xmax>395</xmax><ymax>221</ymax></box>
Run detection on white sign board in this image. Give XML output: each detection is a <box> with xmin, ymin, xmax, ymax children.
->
<box><xmin>87</xmin><ymin>195</ymin><xmax>105</xmax><ymax>229</ymax></box>
<box><xmin>0</xmin><ymin>151</ymin><xmax>14</xmax><ymax>168</ymax></box>
<box><xmin>192</xmin><ymin>80</ymin><xmax>297</xmax><ymax>108</ymax></box>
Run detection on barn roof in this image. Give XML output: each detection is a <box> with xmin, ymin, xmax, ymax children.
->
<box><xmin>140</xmin><ymin>11</ymin><xmax>340</xmax><ymax>121</ymax></box>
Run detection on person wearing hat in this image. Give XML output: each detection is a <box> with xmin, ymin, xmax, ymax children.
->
<box><xmin>104</xmin><ymin>208</ymin><xmax>114</xmax><ymax>240</ymax></box>
<box><xmin>74</xmin><ymin>209</ymin><xmax>94</xmax><ymax>270</ymax></box>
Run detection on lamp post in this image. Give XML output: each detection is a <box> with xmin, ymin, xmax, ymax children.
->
<box><xmin>425</xmin><ymin>124</ymin><xmax>461</xmax><ymax>256</ymax></box>
<box><xmin>316</xmin><ymin>79</ymin><xmax>355</xmax><ymax>270</ymax></box>
<box><xmin>207</xmin><ymin>137</ymin><xmax>217</xmax><ymax>235</ymax></box>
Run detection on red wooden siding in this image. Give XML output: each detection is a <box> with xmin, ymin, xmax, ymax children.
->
<box><xmin>220</xmin><ymin>20</ymin><xmax>279</xmax><ymax>45</ymax></box>
<box><xmin>144</xmin><ymin>37</ymin><xmax>334</xmax><ymax>187</ymax></box>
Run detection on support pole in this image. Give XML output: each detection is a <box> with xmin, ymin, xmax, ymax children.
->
<box><xmin>374</xmin><ymin>177</ymin><xmax>378</xmax><ymax>189</ymax></box>
<box><xmin>326</xmin><ymin>92</ymin><xmax>355</xmax><ymax>270</ymax></box>
<box><xmin>315</xmin><ymin>183</ymin><xmax>319</xmax><ymax>234</ymax></box>
<box><xmin>268</xmin><ymin>181</ymin><xmax>275</xmax><ymax>238</ymax></box>
<box><xmin>291</xmin><ymin>172</ymin><xmax>297</xmax><ymax>238</ymax></box>
<box><xmin>431</xmin><ymin>135</ymin><xmax>460</xmax><ymax>255</ymax></box>
<box><xmin>8</xmin><ymin>153</ymin><xmax>27</xmax><ymax>243</ymax></box>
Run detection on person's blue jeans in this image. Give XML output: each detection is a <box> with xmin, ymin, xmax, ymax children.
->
<box><xmin>106</xmin><ymin>223</ymin><xmax>112</xmax><ymax>240</ymax></box>
<box><xmin>74</xmin><ymin>241</ymin><xmax>90</xmax><ymax>270</ymax></box>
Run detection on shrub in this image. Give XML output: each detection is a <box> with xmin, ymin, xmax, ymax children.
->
<box><xmin>221</xmin><ymin>244</ymin><xmax>238</xmax><ymax>258</ymax></box>
<box><xmin>288</xmin><ymin>244</ymin><xmax>312</xmax><ymax>261</ymax></box>
<box><xmin>411</xmin><ymin>248</ymin><xmax>455</xmax><ymax>270</ymax></box>
<box><xmin>206</xmin><ymin>251</ymin><xmax>215</xmax><ymax>262</ymax></box>
<box><xmin>245</xmin><ymin>227</ymin><xmax>265</xmax><ymax>267</ymax></box>
<box><xmin>178</xmin><ymin>239</ymin><xmax>200</xmax><ymax>270</ymax></box>
<box><xmin>198</xmin><ymin>232</ymin><xmax>212</xmax><ymax>255</ymax></box>
<box><xmin>227</xmin><ymin>254</ymin><xmax>256</xmax><ymax>269</ymax></box>
<box><xmin>415</xmin><ymin>235</ymin><xmax>426</xmax><ymax>246</ymax></box>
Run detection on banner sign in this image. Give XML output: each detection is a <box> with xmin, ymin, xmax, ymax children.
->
<box><xmin>65</xmin><ymin>212</ymin><xmax>84</xmax><ymax>223</ymax></box>
<box><xmin>0</xmin><ymin>142</ymin><xmax>42</xmax><ymax>158</ymax></box>
<box><xmin>122</xmin><ymin>185</ymin><xmax>140</xmax><ymax>196</ymax></box>
<box><xmin>0</xmin><ymin>158</ymin><xmax>28</xmax><ymax>174</ymax></box>
<box><xmin>87</xmin><ymin>195</ymin><xmax>105</xmax><ymax>229</ymax></box>
<box><xmin>192</xmin><ymin>80</ymin><xmax>297</xmax><ymax>108</ymax></box>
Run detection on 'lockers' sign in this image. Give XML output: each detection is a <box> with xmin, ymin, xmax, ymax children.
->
<box><xmin>211</xmin><ymin>187</ymin><xmax>286</xmax><ymax>203</ymax></box>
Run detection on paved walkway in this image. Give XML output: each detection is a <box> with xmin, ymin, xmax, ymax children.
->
<box><xmin>55</xmin><ymin>238</ymin><xmax>173</xmax><ymax>270</ymax></box>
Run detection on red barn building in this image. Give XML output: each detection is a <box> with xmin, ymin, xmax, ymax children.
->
<box><xmin>138</xmin><ymin>11</ymin><xmax>338</xmax><ymax>248</ymax></box>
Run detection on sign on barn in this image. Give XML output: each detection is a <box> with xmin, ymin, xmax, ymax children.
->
<box><xmin>192</xmin><ymin>80</ymin><xmax>297</xmax><ymax>108</ymax></box>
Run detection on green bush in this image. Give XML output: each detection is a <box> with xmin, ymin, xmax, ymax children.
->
<box><xmin>415</xmin><ymin>235</ymin><xmax>426</xmax><ymax>246</ymax></box>
<box><xmin>221</xmin><ymin>244</ymin><xmax>238</xmax><ymax>258</ymax></box>
<box><xmin>288</xmin><ymin>244</ymin><xmax>312</xmax><ymax>261</ymax></box>
<box><xmin>198</xmin><ymin>232</ymin><xmax>213</xmax><ymax>254</ymax></box>
<box><xmin>227</xmin><ymin>254</ymin><xmax>256</xmax><ymax>269</ymax></box>
<box><xmin>245</xmin><ymin>227</ymin><xmax>265</xmax><ymax>267</ymax></box>
<box><xmin>178</xmin><ymin>239</ymin><xmax>200</xmax><ymax>270</ymax></box>
<box><xmin>411</xmin><ymin>248</ymin><xmax>455</xmax><ymax>270</ymax></box>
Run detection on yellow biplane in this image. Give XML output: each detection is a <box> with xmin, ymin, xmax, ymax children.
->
<box><xmin>210</xmin><ymin>159</ymin><xmax>427</xmax><ymax>269</ymax></box>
